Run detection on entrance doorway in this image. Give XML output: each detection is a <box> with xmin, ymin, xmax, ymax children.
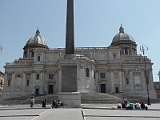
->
<box><xmin>115</xmin><ymin>87</ymin><xmax>119</xmax><ymax>93</ymax></box>
<box><xmin>48</xmin><ymin>85</ymin><xmax>53</xmax><ymax>94</ymax></box>
<box><xmin>35</xmin><ymin>88</ymin><xmax>39</xmax><ymax>95</ymax></box>
<box><xmin>101</xmin><ymin>84</ymin><xmax>106</xmax><ymax>93</ymax></box>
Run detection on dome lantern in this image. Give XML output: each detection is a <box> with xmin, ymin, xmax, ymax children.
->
<box><xmin>111</xmin><ymin>25</ymin><xmax>135</xmax><ymax>44</ymax></box>
<box><xmin>119</xmin><ymin>24</ymin><xmax>124</xmax><ymax>33</ymax></box>
<box><xmin>23</xmin><ymin>29</ymin><xmax>49</xmax><ymax>58</ymax></box>
<box><xmin>36</xmin><ymin>29</ymin><xmax>40</xmax><ymax>36</ymax></box>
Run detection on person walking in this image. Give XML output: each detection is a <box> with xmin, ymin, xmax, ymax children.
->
<box><xmin>30</xmin><ymin>97</ymin><xmax>34</xmax><ymax>108</ymax></box>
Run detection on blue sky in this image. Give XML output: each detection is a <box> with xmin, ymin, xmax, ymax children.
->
<box><xmin>0</xmin><ymin>0</ymin><xmax>160</xmax><ymax>81</ymax></box>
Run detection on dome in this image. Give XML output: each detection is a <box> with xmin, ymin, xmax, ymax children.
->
<box><xmin>112</xmin><ymin>25</ymin><xmax>135</xmax><ymax>43</ymax></box>
<box><xmin>24</xmin><ymin>29</ymin><xmax>48</xmax><ymax>48</ymax></box>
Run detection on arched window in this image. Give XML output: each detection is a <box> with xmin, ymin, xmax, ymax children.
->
<box><xmin>86</xmin><ymin>68</ymin><xmax>89</xmax><ymax>77</ymax></box>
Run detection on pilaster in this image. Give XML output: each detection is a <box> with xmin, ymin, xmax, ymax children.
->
<box><xmin>3</xmin><ymin>73</ymin><xmax>7</xmax><ymax>92</ymax></box>
<box><xmin>110</xmin><ymin>71</ymin><xmax>114</xmax><ymax>92</ymax></box>
<box><xmin>32</xmin><ymin>72</ymin><xmax>35</xmax><ymax>94</ymax></box>
<box><xmin>119</xmin><ymin>71</ymin><xmax>123</xmax><ymax>92</ymax></box>
<box><xmin>22</xmin><ymin>73</ymin><xmax>26</xmax><ymax>92</ymax></box>
<box><xmin>11</xmin><ymin>73</ymin><xmax>15</xmax><ymax>92</ymax></box>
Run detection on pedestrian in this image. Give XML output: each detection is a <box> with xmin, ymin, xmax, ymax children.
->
<box><xmin>51</xmin><ymin>100</ymin><xmax>56</xmax><ymax>108</ymax></box>
<box><xmin>44</xmin><ymin>95</ymin><xmax>47</xmax><ymax>106</ymax></box>
<box><xmin>30</xmin><ymin>97</ymin><xmax>34</xmax><ymax>108</ymax></box>
<box><xmin>42</xmin><ymin>100</ymin><xmax>46</xmax><ymax>108</ymax></box>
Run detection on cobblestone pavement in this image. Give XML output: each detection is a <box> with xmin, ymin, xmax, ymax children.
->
<box><xmin>0</xmin><ymin>104</ymin><xmax>160</xmax><ymax>120</ymax></box>
<box><xmin>82</xmin><ymin>103</ymin><xmax>160</xmax><ymax>120</ymax></box>
<box><xmin>34</xmin><ymin>108</ymin><xmax>83</xmax><ymax>120</ymax></box>
<box><xmin>83</xmin><ymin>109</ymin><xmax>160</xmax><ymax>120</ymax></box>
<box><xmin>0</xmin><ymin>104</ymin><xmax>49</xmax><ymax>120</ymax></box>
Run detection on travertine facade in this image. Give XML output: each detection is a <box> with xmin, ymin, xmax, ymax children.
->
<box><xmin>0</xmin><ymin>71</ymin><xmax>4</xmax><ymax>94</ymax></box>
<box><xmin>2</xmin><ymin>26</ymin><xmax>157</xmax><ymax>98</ymax></box>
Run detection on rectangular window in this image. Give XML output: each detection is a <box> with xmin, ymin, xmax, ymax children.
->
<box><xmin>26</xmin><ymin>80</ymin><xmax>29</xmax><ymax>86</ymax></box>
<box><xmin>146</xmin><ymin>77</ymin><xmax>149</xmax><ymax>84</ymax></box>
<box><xmin>49</xmin><ymin>74</ymin><xmax>54</xmax><ymax>79</ymax></box>
<box><xmin>126</xmin><ymin>78</ymin><xmax>129</xmax><ymax>84</ymax></box>
<box><xmin>36</xmin><ymin>74</ymin><xmax>39</xmax><ymax>79</ymax></box>
<box><xmin>37</xmin><ymin>56</ymin><xmax>40</xmax><ymax>61</ymax></box>
<box><xmin>26</xmin><ymin>73</ymin><xmax>30</xmax><ymax>76</ymax></box>
<box><xmin>94</xmin><ymin>71</ymin><xmax>96</xmax><ymax>79</ymax></box>
<box><xmin>86</xmin><ymin>68</ymin><xmax>89</xmax><ymax>77</ymax></box>
<box><xmin>124</xmin><ymin>48</ymin><xmax>128</xmax><ymax>55</ymax></box>
<box><xmin>100</xmin><ymin>73</ymin><xmax>105</xmax><ymax>79</ymax></box>
<box><xmin>8</xmin><ymin>80</ymin><xmax>10</xmax><ymax>86</ymax></box>
<box><xmin>31</xmin><ymin>51</ymin><xmax>34</xmax><ymax>57</ymax></box>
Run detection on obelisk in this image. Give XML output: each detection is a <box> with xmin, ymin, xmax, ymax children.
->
<box><xmin>65</xmin><ymin>0</ymin><xmax>74</xmax><ymax>54</ymax></box>
<box><xmin>61</xmin><ymin>0</ymin><xmax>77</xmax><ymax>92</ymax></box>
<box><xmin>59</xmin><ymin>0</ymin><xmax>81</xmax><ymax>107</ymax></box>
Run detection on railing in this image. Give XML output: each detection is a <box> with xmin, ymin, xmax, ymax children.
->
<box><xmin>50</xmin><ymin>47</ymin><xmax>109</xmax><ymax>51</ymax></box>
<box><xmin>6</xmin><ymin>62</ymin><xmax>33</xmax><ymax>66</ymax></box>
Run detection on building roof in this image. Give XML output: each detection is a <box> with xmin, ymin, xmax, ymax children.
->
<box><xmin>24</xmin><ymin>29</ymin><xmax>48</xmax><ymax>48</ymax></box>
<box><xmin>111</xmin><ymin>25</ymin><xmax>135</xmax><ymax>43</ymax></box>
<box><xmin>0</xmin><ymin>71</ymin><xmax>4</xmax><ymax>75</ymax></box>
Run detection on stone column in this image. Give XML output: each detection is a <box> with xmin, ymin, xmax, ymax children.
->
<box><xmin>119</xmin><ymin>71</ymin><xmax>123</xmax><ymax>92</ymax></box>
<box><xmin>40</xmin><ymin>72</ymin><xmax>43</xmax><ymax>94</ymax></box>
<box><xmin>122</xmin><ymin>71</ymin><xmax>125</xmax><ymax>91</ymax></box>
<box><xmin>27</xmin><ymin>48</ymin><xmax>30</xmax><ymax>58</ymax></box>
<box><xmin>97</xmin><ymin>71</ymin><xmax>100</xmax><ymax>92</ymax></box>
<box><xmin>22</xmin><ymin>73</ymin><xmax>26</xmax><ymax>92</ymax></box>
<box><xmin>130</xmin><ymin>71</ymin><xmax>134</xmax><ymax>90</ymax></box>
<box><xmin>149</xmin><ymin>70</ymin><xmax>154</xmax><ymax>90</ymax></box>
<box><xmin>32</xmin><ymin>72</ymin><xmax>35</xmax><ymax>94</ymax></box>
<box><xmin>110</xmin><ymin>71</ymin><xmax>114</xmax><ymax>92</ymax></box>
<box><xmin>41</xmin><ymin>71</ymin><xmax>45</xmax><ymax>94</ymax></box>
<box><xmin>58</xmin><ymin>69</ymin><xmax>62</xmax><ymax>92</ymax></box>
<box><xmin>3</xmin><ymin>73</ymin><xmax>7</xmax><ymax>92</ymax></box>
<box><xmin>11</xmin><ymin>73</ymin><xmax>15</xmax><ymax>92</ymax></box>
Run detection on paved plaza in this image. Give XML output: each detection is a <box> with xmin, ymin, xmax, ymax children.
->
<box><xmin>0</xmin><ymin>104</ymin><xmax>160</xmax><ymax>120</ymax></box>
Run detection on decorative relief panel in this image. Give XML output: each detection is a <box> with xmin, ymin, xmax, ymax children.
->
<box><xmin>15</xmin><ymin>75</ymin><xmax>22</xmax><ymax>87</ymax></box>
<box><xmin>124</xmin><ymin>71</ymin><xmax>130</xmax><ymax>78</ymax></box>
<box><xmin>7</xmin><ymin>74</ymin><xmax>12</xmax><ymax>80</ymax></box>
<box><xmin>114</xmin><ymin>72</ymin><xmax>118</xmax><ymax>79</ymax></box>
<box><xmin>99</xmin><ymin>54</ymin><xmax>105</xmax><ymax>60</ymax></box>
<box><xmin>133</xmin><ymin>68</ymin><xmax>141</xmax><ymax>76</ymax></box>
<box><xmin>134</xmin><ymin>76</ymin><xmax>140</xmax><ymax>85</ymax></box>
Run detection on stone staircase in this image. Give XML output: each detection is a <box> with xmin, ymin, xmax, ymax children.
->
<box><xmin>81</xmin><ymin>92</ymin><xmax>122</xmax><ymax>104</ymax></box>
<box><xmin>1</xmin><ymin>91</ymin><xmax>160</xmax><ymax>105</ymax></box>
<box><xmin>155</xmin><ymin>89</ymin><xmax>160</xmax><ymax>98</ymax></box>
<box><xmin>0</xmin><ymin>94</ymin><xmax>58</xmax><ymax>105</ymax></box>
<box><xmin>111</xmin><ymin>92</ymin><xmax>160</xmax><ymax>103</ymax></box>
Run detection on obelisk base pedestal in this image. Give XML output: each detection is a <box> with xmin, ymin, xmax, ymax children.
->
<box><xmin>58</xmin><ymin>92</ymin><xmax>81</xmax><ymax>108</ymax></box>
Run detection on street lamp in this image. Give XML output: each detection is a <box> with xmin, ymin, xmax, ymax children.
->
<box><xmin>140</xmin><ymin>45</ymin><xmax>151</xmax><ymax>105</ymax></box>
<box><xmin>0</xmin><ymin>44</ymin><xmax>2</xmax><ymax>53</ymax></box>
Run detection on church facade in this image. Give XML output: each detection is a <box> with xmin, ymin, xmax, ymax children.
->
<box><xmin>2</xmin><ymin>26</ymin><xmax>157</xmax><ymax>98</ymax></box>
